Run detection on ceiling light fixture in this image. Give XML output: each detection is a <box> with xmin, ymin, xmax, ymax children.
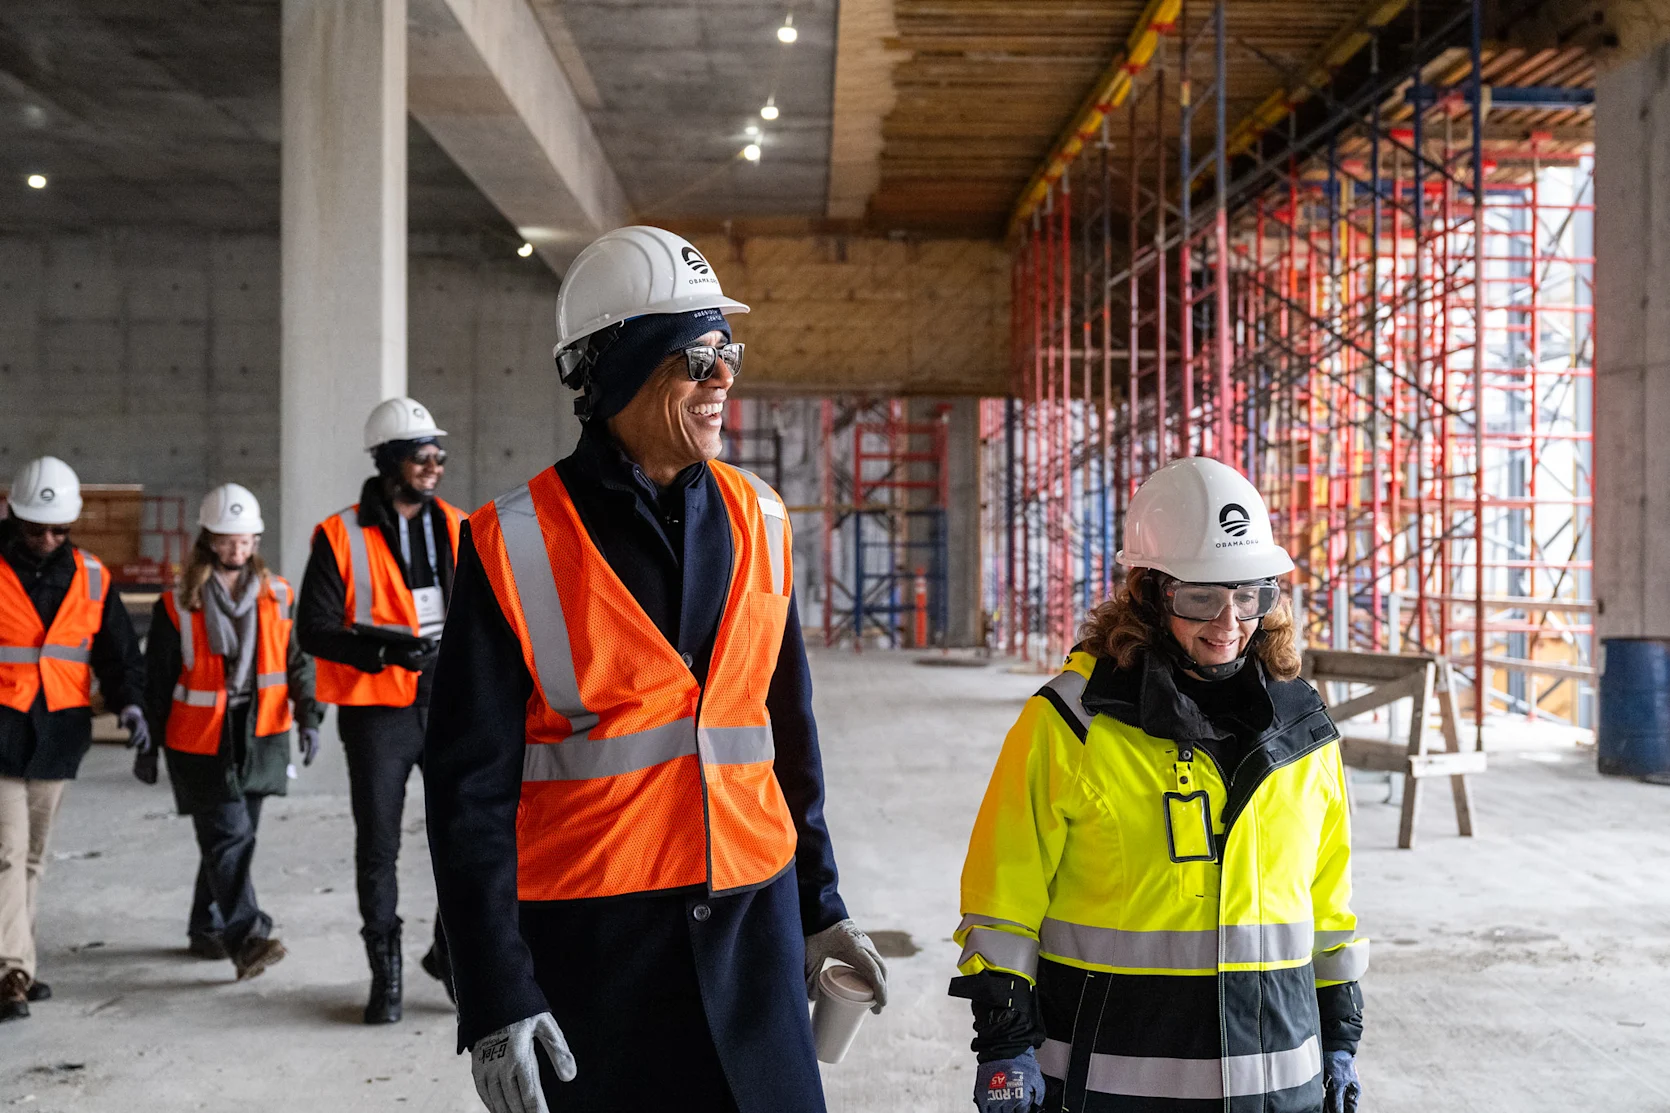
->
<box><xmin>26</xmin><ymin>174</ymin><xmax>46</xmax><ymax>189</ymax></box>
<box><xmin>777</xmin><ymin>13</ymin><xmax>797</xmax><ymax>43</ymax></box>
<box><xmin>760</xmin><ymin>95</ymin><xmax>779</xmax><ymax>121</ymax></box>
<box><xmin>517</xmin><ymin>242</ymin><xmax>534</xmax><ymax>258</ymax></box>
<box><xmin>745</xmin><ymin>124</ymin><xmax>761</xmax><ymax>137</ymax></box>
<box><xmin>742</xmin><ymin>143</ymin><xmax>762</xmax><ymax>162</ymax></box>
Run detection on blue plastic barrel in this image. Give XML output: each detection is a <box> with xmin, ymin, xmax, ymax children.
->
<box><xmin>1598</xmin><ymin>638</ymin><xmax>1670</xmax><ymax>777</ymax></box>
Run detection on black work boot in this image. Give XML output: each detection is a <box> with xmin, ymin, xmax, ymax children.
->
<box><xmin>363</xmin><ymin>929</ymin><xmax>403</xmax><ymax>1024</ymax></box>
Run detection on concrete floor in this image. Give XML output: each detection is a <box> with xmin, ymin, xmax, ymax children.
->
<box><xmin>5</xmin><ymin>648</ymin><xmax>1669</xmax><ymax>1111</ymax></box>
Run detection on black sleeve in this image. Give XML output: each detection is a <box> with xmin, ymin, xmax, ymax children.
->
<box><xmin>285</xmin><ymin>624</ymin><xmax>322</xmax><ymax>731</ymax></box>
<box><xmin>1317</xmin><ymin>981</ymin><xmax>1364</xmax><ymax>1055</ymax></box>
<box><xmin>765</xmin><ymin>592</ymin><xmax>848</xmax><ymax>935</ymax></box>
<box><xmin>423</xmin><ymin>522</ymin><xmax>549</xmax><ymax>1052</ymax></box>
<box><xmin>950</xmin><ymin>972</ymin><xmax>1048</xmax><ymax>1063</ymax></box>
<box><xmin>143</xmin><ymin>598</ymin><xmax>180</xmax><ymax>738</ymax></box>
<box><xmin>296</xmin><ymin>528</ymin><xmax>386</xmax><ymax>672</ymax></box>
<box><xmin>91</xmin><ymin>587</ymin><xmax>145</xmax><ymax>711</ymax></box>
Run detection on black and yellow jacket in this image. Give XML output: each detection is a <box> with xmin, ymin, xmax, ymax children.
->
<box><xmin>955</xmin><ymin>649</ymin><xmax>1367</xmax><ymax>1113</ymax></box>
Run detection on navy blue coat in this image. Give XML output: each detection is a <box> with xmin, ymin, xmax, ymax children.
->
<box><xmin>425</xmin><ymin>431</ymin><xmax>846</xmax><ymax>1112</ymax></box>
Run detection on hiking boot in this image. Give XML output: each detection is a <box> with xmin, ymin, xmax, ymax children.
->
<box><xmin>233</xmin><ymin>937</ymin><xmax>287</xmax><ymax>981</ymax></box>
<box><xmin>0</xmin><ymin>969</ymin><xmax>29</xmax><ymax>1022</ymax></box>
<box><xmin>25</xmin><ymin>980</ymin><xmax>50</xmax><ymax>1002</ymax></box>
<box><xmin>363</xmin><ymin>929</ymin><xmax>403</xmax><ymax>1024</ymax></box>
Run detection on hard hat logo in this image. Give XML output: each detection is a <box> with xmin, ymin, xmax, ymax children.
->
<box><xmin>230</xmin><ymin>503</ymin><xmax>244</xmax><ymax>515</ymax></box>
<box><xmin>681</xmin><ymin>246</ymin><xmax>711</xmax><ymax>275</ymax></box>
<box><xmin>39</xmin><ymin>488</ymin><xmax>55</xmax><ymax>502</ymax></box>
<box><xmin>1218</xmin><ymin>503</ymin><xmax>1251</xmax><ymax>537</ymax></box>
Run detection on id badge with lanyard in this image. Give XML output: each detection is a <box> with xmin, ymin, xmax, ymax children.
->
<box><xmin>400</xmin><ymin>511</ymin><xmax>447</xmax><ymax>640</ymax></box>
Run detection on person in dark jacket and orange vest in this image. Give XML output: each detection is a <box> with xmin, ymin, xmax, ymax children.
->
<box><xmin>141</xmin><ymin>484</ymin><xmax>320</xmax><ymax>982</ymax></box>
<box><xmin>296</xmin><ymin>396</ymin><xmax>463</xmax><ymax>1024</ymax></box>
<box><xmin>0</xmin><ymin>456</ymin><xmax>147</xmax><ymax>1023</ymax></box>
<box><xmin>425</xmin><ymin>226</ymin><xmax>888</xmax><ymax>1113</ymax></box>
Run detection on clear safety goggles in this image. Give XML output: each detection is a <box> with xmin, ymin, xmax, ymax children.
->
<box><xmin>1162</xmin><ymin>579</ymin><xmax>1281</xmax><ymax>622</ymax></box>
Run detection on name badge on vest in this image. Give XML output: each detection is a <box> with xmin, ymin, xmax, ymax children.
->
<box><xmin>412</xmin><ymin>586</ymin><xmax>446</xmax><ymax>640</ymax></box>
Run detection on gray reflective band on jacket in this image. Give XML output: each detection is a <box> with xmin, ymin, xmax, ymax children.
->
<box><xmin>83</xmin><ymin>556</ymin><xmax>104</xmax><ymax>602</ymax></box>
<box><xmin>0</xmin><ymin>646</ymin><xmax>89</xmax><ymax>664</ymax></box>
<box><xmin>256</xmin><ymin>672</ymin><xmax>286</xmax><ymax>690</ymax></box>
<box><xmin>959</xmin><ymin>924</ymin><xmax>1041</xmax><ymax>980</ymax></box>
<box><xmin>1312</xmin><ymin>938</ymin><xmax>1369</xmax><ymax>981</ymax></box>
<box><xmin>271</xmin><ymin>579</ymin><xmax>293</xmax><ymax>621</ymax></box>
<box><xmin>175</xmin><ymin>589</ymin><xmax>195</xmax><ymax>669</ymax></box>
<box><xmin>1037</xmin><ymin>1035</ymin><xmax>1321</xmax><ymax>1099</ymax></box>
<box><xmin>495</xmin><ymin>484</ymin><xmax>601</xmax><ymax>739</ymax></box>
<box><xmin>172</xmin><ymin>684</ymin><xmax>219</xmax><ymax>708</ymax></box>
<box><xmin>1040</xmin><ymin>670</ymin><xmax>1093</xmax><ymax>733</ymax></box>
<box><xmin>1039</xmin><ymin>918</ymin><xmax>1315</xmax><ymax>970</ymax></box>
<box><xmin>735</xmin><ymin>469</ymin><xmax>788</xmax><ymax>595</ymax></box>
<box><xmin>697</xmin><ymin>724</ymin><xmax>775</xmax><ymax>765</ymax></box>
<box><xmin>335</xmin><ymin>512</ymin><xmax>408</xmax><ymax>632</ymax></box>
<box><xmin>523</xmin><ymin>718</ymin><xmax>698</xmax><ymax>781</ymax></box>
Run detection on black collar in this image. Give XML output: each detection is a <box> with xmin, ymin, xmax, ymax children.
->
<box><xmin>571</xmin><ymin>427</ymin><xmax>706</xmax><ymax>504</ymax></box>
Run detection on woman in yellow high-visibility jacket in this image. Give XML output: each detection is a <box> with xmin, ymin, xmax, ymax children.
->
<box><xmin>954</xmin><ymin>458</ymin><xmax>1367</xmax><ymax>1113</ymax></box>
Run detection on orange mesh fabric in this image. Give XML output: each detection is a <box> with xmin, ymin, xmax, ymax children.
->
<box><xmin>0</xmin><ymin>550</ymin><xmax>105</xmax><ymax>713</ymax></box>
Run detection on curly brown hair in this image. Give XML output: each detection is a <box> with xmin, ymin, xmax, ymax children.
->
<box><xmin>1078</xmin><ymin>567</ymin><xmax>1303</xmax><ymax>681</ymax></box>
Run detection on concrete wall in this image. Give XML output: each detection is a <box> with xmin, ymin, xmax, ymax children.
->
<box><xmin>1594</xmin><ymin>44</ymin><xmax>1670</xmax><ymax>640</ymax></box>
<box><xmin>0</xmin><ymin>228</ymin><xmax>577</xmax><ymax>576</ymax></box>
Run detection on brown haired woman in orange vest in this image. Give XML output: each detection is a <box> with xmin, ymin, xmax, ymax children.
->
<box><xmin>0</xmin><ymin>457</ymin><xmax>147</xmax><ymax>1023</ymax></box>
<box><xmin>426</xmin><ymin>228</ymin><xmax>886</xmax><ymax>1113</ymax></box>
<box><xmin>295</xmin><ymin>397</ymin><xmax>463</xmax><ymax>1023</ymax></box>
<box><xmin>141</xmin><ymin>485</ymin><xmax>320</xmax><ymax>982</ymax></box>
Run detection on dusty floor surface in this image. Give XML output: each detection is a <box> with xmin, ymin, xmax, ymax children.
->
<box><xmin>4</xmin><ymin>648</ymin><xmax>1666</xmax><ymax>1112</ymax></box>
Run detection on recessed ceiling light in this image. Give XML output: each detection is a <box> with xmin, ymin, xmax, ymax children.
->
<box><xmin>777</xmin><ymin>13</ymin><xmax>797</xmax><ymax>43</ymax></box>
<box><xmin>745</xmin><ymin>124</ymin><xmax>760</xmax><ymax>137</ymax></box>
<box><xmin>760</xmin><ymin>96</ymin><xmax>779</xmax><ymax>121</ymax></box>
<box><xmin>742</xmin><ymin>143</ymin><xmax>761</xmax><ymax>162</ymax></box>
<box><xmin>517</xmin><ymin>242</ymin><xmax>534</xmax><ymax>258</ymax></box>
<box><xmin>26</xmin><ymin>174</ymin><xmax>46</xmax><ymax>189</ymax></box>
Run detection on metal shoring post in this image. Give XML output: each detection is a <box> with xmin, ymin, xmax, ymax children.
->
<box><xmin>1369</xmin><ymin>34</ymin><xmax>1384</xmax><ymax>650</ymax></box>
<box><xmin>1060</xmin><ymin>169</ymin><xmax>1075</xmax><ymax>661</ymax></box>
<box><xmin>1412</xmin><ymin>67</ymin><xmax>1430</xmax><ymax>653</ymax></box>
<box><xmin>1179</xmin><ymin>0</ymin><xmax>1195</xmax><ymax>458</ymax></box>
<box><xmin>1326</xmin><ymin>134</ymin><xmax>1342</xmax><ymax>645</ymax></box>
<box><xmin>1129</xmin><ymin>91</ymin><xmax>1142</xmax><ymax>496</ymax></box>
<box><xmin>1030</xmin><ymin>209</ymin><xmax>1044</xmax><ymax>664</ymax></box>
<box><xmin>1470</xmin><ymin>0</ymin><xmax>1486</xmax><ymax>738</ymax></box>
<box><xmin>1101</xmin><ymin>113</ymin><xmax>1115</xmax><ymax>598</ymax></box>
<box><xmin>1526</xmin><ymin>134</ymin><xmax>1541</xmax><ymax>719</ymax></box>
<box><xmin>1155</xmin><ymin>35</ymin><xmax>1170</xmax><ymax>465</ymax></box>
<box><xmin>822</xmin><ymin>398</ymin><xmax>835</xmax><ymax>646</ymax></box>
<box><xmin>1081</xmin><ymin>157</ymin><xmax>1096</xmax><ymax>614</ymax></box>
<box><xmin>1213</xmin><ymin>0</ymin><xmax>1233</xmax><ymax>464</ymax></box>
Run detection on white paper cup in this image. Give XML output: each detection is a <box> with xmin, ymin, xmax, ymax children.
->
<box><xmin>811</xmin><ymin>963</ymin><xmax>874</xmax><ymax>1064</ymax></box>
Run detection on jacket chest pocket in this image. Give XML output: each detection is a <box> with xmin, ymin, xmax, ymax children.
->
<box><xmin>743</xmin><ymin>591</ymin><xmax>790</xmax><ymax>701</ymax></box>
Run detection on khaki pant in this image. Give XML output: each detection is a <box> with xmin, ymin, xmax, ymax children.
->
<box><xmin>0</xmin><ymin>777</ymin><xmax>67</xmax><ymax>982</ymax></box>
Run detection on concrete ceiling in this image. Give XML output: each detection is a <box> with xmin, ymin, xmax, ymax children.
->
<box><xmin>553</xmin><ymin>0</ymin><xmax>838</xmax><ymax>221</ymax></box>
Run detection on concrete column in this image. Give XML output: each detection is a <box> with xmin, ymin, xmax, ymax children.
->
<box><xmin>279</xmin><ymin>0</ymin><xmax>407</xmax><ymax>576</ymax></box>
<box><xmin>1594</xmin><ymin>43</ymin><xmax>1670</xmax><ymax>640</ymax></box>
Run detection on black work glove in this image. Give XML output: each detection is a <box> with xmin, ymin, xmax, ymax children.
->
<box><xmin>133</xmin><ymin>745</ymin><xmax>159</xmax><ymax>785</ymax></box>
<box><xmin>385</xmin><ymin>639</ymin><xmax>439</xmax><ymax>674</ymax></box>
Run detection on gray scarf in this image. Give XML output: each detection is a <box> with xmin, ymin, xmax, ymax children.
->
<box><xmin>202</xmin><ymin>570</ymin><xmax>261</xmax><ymax>700</ymax></box>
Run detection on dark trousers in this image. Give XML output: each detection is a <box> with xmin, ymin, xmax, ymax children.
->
<box><xmin>188</xmin><ymin>793</ymin><xmax>269</xmax><ymax>954</ymax></box>
<box><xmin>338</xmin><ymin>704</ymin><xmax>442</xmax><ymax>953</ymax></box>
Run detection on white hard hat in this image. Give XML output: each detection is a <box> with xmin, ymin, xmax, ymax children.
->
<box><xmin>6</xmin><ymin>456</ymin><xmax>82</xmax><ymax>526</ymax></box>
<box><xmin>199</xmin><ymin>483</ymin><xmax>264</xmax><ymax>535</ymax></box>
<box><xmin>1118</xmin><ymin>457</ymin><xmax>1295</xmax><ymax>582</ymax></box>
<box><xmin>364</xmin><ymin>397</ymin><xmax>447</xmax><ymax>451</ymax></box>
<box><xmin>554</xmin><ymin>226</ymin><xmax>750</xmax><ymax>355</ymax></box>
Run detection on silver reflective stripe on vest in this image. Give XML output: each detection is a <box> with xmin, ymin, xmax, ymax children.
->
<box><xmin>0</xmin><ymin>647</ymin><xmax>42</xmax><ymax>663</ymax></box>
<box><xmin>495</xmin><ymin>484</ymin><xmax>600</xmax><ymax>739</ymax></box>
<box><xmin>1040</xmin><ymin>670</ymin><xmax>1092</xmax><ymax>733</ymax></box>
<box><xmin>256</xmin><ymin>672</ymin><xmax>286</xmax><ymax>690</ymax></box>
<box><xmin>522</xmin><ymin>718</ymin><xmax>698</xmax><ymax>781</ymax></box>
<box><xmin>172</xmin><ymin>684</ymin><xmax>219</xmax><ymax>708</ymax></box>
<box><xmin>735</xmin><ymin>469</ymin><xmax>787</xmax><ymax>595</ymax></box>
<box><xmin>271</xmin><ymin>579</ymin><xmax>293</xmax><ymax>620</ymax></box>
<box><xmin>40</xmin><ymin>645</ymin><xmax>90</xmax><ymax>663</ymax></box>
<box><xmin>175</xmin><ymin>590</ymin><xmax>195</xmax><ymax>669</ymax></box>
<box><xmin>959</xmin><ymin>925</ymin><xmax>1041</xmax><ymax>979</ymax></box>
<box><xmin>1039</xmin><ymin>919</ymin><xmax>1314</xmax><ymax>971</ymax></box>
<box><xmin>697</xmin><ymin>724</ymin><xmax>775</xmax><ymax>765</ymax></box>
<box><xmin>337</xmin><ymin>512</ymin><xmax>376</xmax><ymax>626</ymax></box>
<box><xmin>83</xmin><ymin>555</ymin><xmax>104</xmax><ymax>602</ymax></box>
<box><xmin>1312</xmin><ymin>939</ymin><xmax>1370</xmax><ymax>982</ymax></box>
<box><xmin>1040</xmin><ymin>1035</ymin><xmax>1321</xmax><ymax>1099</ymax></box>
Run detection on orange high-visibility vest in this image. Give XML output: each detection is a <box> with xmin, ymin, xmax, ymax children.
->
<box><xmin>312</xmin><ymin>500</ymin><xmax>463</xmax><ymax>707</ymax></box>
<box><xmin>0</xmin><ymin>547</ymin><xmax>108</xmax><ymax>713</ymax></box>
<box><xmin>470</xmin><ymin>460</ymin><xmax>797</xmax><ymax>901</ymax></box>
<box><xmin>161</xmin><ymin>576</ymin><xmax>296</xmax><ymax>756</ymax></box>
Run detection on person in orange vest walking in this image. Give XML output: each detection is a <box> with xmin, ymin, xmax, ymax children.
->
<box><xmin>0</xmin><ymin>456</ymin><xmax>147</xmax><ymax>1022</ymax></box>
<box><xmin>425</xmin><ymin>227</ymin><xmax>887</xmax><ymax>1113</ymax></box>
<box><xmin>297</xmin><ymin>398</ymin><xmax>463</xmax><ymax>1023</ymax></box>
<box><xmin>140</xmin><ymin>484</ymin><xmax>319</xmax><ymax>981</ymax></box>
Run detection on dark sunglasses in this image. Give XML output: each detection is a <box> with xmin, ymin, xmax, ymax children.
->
<box><xmin>19</xmin><ymin>522</ymin><xmax>71</xmax><ymax>539</ymax></box>
<box><xmin>1163</xmin><ymin>579</ymin><xmax>1281</xmax><ymax>622</ymax></box>
<box><xmin>681</xmin><ymin>342</ymin><xmax>744</xmax><ymax>382</ymax></box>
<box><xmin>408</xmin><ymin>450</ymin><xmax>447</xmax><ymax>469</ymax></box>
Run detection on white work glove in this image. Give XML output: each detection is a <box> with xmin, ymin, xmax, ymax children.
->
<box><xmin>470</xmin><ymin>1012</ymin><xmax>576</xmax><ymax>1113</ymax></box>
<box><xmin>804</xmin><ymin>918</ymin><xmax>889</xmax><ymax>1014</ymax></box>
